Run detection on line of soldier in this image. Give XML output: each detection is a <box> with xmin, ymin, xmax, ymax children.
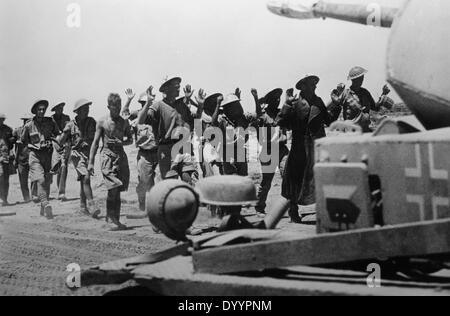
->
<box><xmin>0</xmin><ymin>66</ymin><xmax>394</xmax><ymax>229</ymax></box>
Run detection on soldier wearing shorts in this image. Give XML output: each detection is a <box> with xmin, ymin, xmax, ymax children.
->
<box><xmin>13</xmin><ymin>114</ymin><xmax>37</xmax><ymax>203</ymax></box>
<box><xmin>51</xmin><ymin>102</ymin><xmax>71</xmax><ymax>201</ymax></box>
<box><xmin>60</xmin><ymin>99</ymin><xmax>100</xmax><ymax>218</ymax></box>
<box><xmin>21</xmin><ymin>100</ymin><xmax>61</xmax><ymax>219</ymax></box>
<box><xmin>89</xmin><ymin>93</ymin><xmax>133</xmax><ymax>230</ymax></box>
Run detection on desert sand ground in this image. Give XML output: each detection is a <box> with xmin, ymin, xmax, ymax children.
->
<box><xmin>0</xmin><ymin>144</ymin><xmax>316</xmax><ymax>296</ymax></box>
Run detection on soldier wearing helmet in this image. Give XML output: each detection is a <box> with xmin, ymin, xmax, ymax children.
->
<box><xmin>21</xmin><ymin>100</ymin><xmax>62</xmax><ymax>219</ymax></box>
<box><xmin>51</xmin><ymin>102</ymin><xmax>71</xmax><ymax>201</ymax></box>
<box><xmin>59</xmin><ymin>99</ymin><xmax>100</xmax><ymax>218</ymax></box>
<box><xmin>13</xmin><ymin>114</ymin><xmax>37</xmax><ymax>203</ymax></box>
<box><xmin>330</xmin><ymin>66</ymin><xmax>392</xmax><ymax>122</ymax></box>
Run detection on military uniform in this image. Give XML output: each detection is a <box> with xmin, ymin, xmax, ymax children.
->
<box><xmin>148</xmin><ymin>99</ymin><xmax>193</xmax><ymax>179</ymax></box>
<box><xmin>252</xmin><ymin>112</ymin><xmax>289</xmax><ymax>214</ymax></box>
<box><xmin>52</xmin><ymin>113</ymin><xmax>71</xmax><ymax>198</ymax></box>
<box><xmin>168</xmin><ymin>146</ymin><xmax>199</xmax><ymax>186</ymax></box>
<box><xmin>135</xmin><ymin>123</ymin><xmax>158</xmax><ymax>212</ymax></box>
<box><xmin>63</xmin><ymin>116</ymin><xmax>97</xmax><ymax>209</ymax></box>
<box><xmin>0</xmin><ymin>124</ymin><xmax>14</xmax><ymax>205</ymax></box>
<box><xmin>215</xmin><ymin>114</ymin><xmax>251</xmax><ymax>177</ymax></box>
<box><xmin>329</xmin><ymin>89</ymin><xmax>373</xmax><ymax>133</ymax></box>
<box><xmin>333</xmin><ymin>88</ymin><xmax>378</xmax><ymax>121</ymax></box>
<box><xmin>21</xmin><ymin>117</ymin><xmax>60</xmax><ymax>213</ymax></box>
<box><xmin>13</xmin><ymin>125</ymin><xmax>37</xmax><ymax>202</ymax></box>
<box><xmin>200</xmin><ymin>114</ymin><xmax>223</xmax><ymax>178</ymax></box>
<box><xmin>277</xmin><ymin>92</ymin><xmax>332</xmax><ymax>211</ymax></box>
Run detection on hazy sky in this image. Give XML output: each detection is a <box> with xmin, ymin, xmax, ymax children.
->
<box><xmin>1</xmin><ymin>0</ymin><xmax>404</xmax><ymax>126</ymax></box>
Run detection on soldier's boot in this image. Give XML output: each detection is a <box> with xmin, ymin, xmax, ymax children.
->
<box><xmin>31</xmin><ymin>182</ymin><xmax>39</xmax><ymax>203</ymax></box>
<box><xmin>288</xmin><ymin>204</ymin><xmax>302</xmax><ymax>224</ymax></box>
<box><xmin>110</xmin><ymin>218</ymin><xmax>127</xmax><ymax>231</ymax></box>
<box><xmin>79</xmin><ymin>195</ymin><xmax>90</xmax><ymax>216</ymax></box>
<box><xmin>111</xmin><ymin>201</ymin><xmax>126</xmax><ymax>231</ymax></box>
<box><xmin>44</xmin><ymin>205</ymin><xmax>53</xmax><ymax>220</ymax></box>
<box><xmin>137</xmin><ymin>192</ymin><xmax>146</xmax><ymax>212</ymax></box>
<box><xmin>88</xmin><ymin>200</ymin><xmax>101</xmax><ymax>219</ymax></box>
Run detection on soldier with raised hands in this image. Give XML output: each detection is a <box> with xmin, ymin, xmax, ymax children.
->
<box><xmin>212</xmin><ymin>88</ymin><xmax>252</xmax><ymax>177</ymax></box>
<box><xmin>330</xmin><ymin>66</ymin><xmax>393</xmax><ymax>122</ymax></box>
<box><xmin>134</xmin><ymin>86</ymin><xmax>158</xmax><ymax>212</ymax></box>
<box><xmin>138</xmin><ymin>77</ymin><xmax>203</xmax><ymax>180</ymax></box>
<box><xmin>251</xmin><ymin>88</ymin><xmax>289</xmax><ymax>216</ymax></box>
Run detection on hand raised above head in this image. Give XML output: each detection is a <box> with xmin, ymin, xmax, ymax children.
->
<box><xmin>146</xmin><ymin>85</ymin><xmax>156</xmax><ymax>103</ymax></box>
<box><xmin>216</xmin><ymin>95</ymin><xmax>224</xmax><ymax>107</ymax></box>
<box><xmin>183</xmin><ymin>84</ymin><xmax>195</xmax><ymax>99</ymax></box>
<box><xmin>234</xmin><ymin>88</ymin><xmax>241</xmax><ymax>99</ymax></box>
<box><xmin>125</xmin><ymin>88</ymin><xmax>136</xmax><ymax>100</ymax></box>
<box><xmin>195</xmin><ymin>89</ymin><xmax>207</xmax><ymax>105</ymax></box>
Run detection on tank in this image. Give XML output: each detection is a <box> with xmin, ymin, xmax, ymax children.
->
<box><xmin>268</xmin><ymin>0</ymin><xmax>450</xmax><ymax>233</ymax></box>
<box><xmin>268</xmin><ymin>0</ymin><xmax>450</xmax><ymax>130</ymax></box>
<box><xmin>77</xmin><ymin>1</ymin><xmax>450</xmax><ymax>295</ymax></box>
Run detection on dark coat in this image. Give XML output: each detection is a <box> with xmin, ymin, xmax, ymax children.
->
<box><xmin>276</xmin><ymin>94</ymin><xmax>332</xmax><ymax>205</ymax></box>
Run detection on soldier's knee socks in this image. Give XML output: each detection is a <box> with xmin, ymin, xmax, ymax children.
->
<box><xmin>37</xmin><ymin>181</ymin><xmax>49</xmax><ymax>207</ymax></box>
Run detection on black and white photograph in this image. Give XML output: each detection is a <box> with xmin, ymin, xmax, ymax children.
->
<box><xmin>1</xmin><ymin>0</ymin><xmax>450</xmax><ymax>299</ymax></box>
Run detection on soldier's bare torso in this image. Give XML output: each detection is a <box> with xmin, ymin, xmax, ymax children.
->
<box><xmin>98</xmin><ymin>116</ymin><xmax>131</xmax><ymax>147</ymax></box>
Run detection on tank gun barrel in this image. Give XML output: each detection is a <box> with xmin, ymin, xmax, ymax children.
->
<box><xmin>267</xmin><ymin>0</ymin><xmax>399</xmax><ymax>28</ymax></box>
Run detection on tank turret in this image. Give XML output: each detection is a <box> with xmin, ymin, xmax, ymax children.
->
<box><xmin>268</xmin><ymin>0</ymin><xmax>450</xmax><ymax>130</ymax></box>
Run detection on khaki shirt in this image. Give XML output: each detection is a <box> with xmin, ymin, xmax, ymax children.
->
<box><xmin>21</xmin><ymin>117</ymin><xmax>60</xmax><ymax>151</ymax></box>
<box><xmin>52</xmin><ymin>114</ymin><xmax>71</xmax><ymax>132</ymax></box>
<box><xmin>63</xmin><ymin>117</ymin><xmax>96</xmax><ymax>153</ymax></box>
<box><xmin>13</xmin><ymin>126</ymin><xmax>30</xmax><ymax>165</ymax></box>
<box><xmin>0</xmin><ymin>124</ymin><xmax>13</xmax><ymax>163</ymax></box>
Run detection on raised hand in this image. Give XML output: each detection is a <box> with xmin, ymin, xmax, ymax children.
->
<box><xmin>146</xmin><ymin>85</ymin><xmax>156</xmax><ymax>103</ymax></box>
<box><xmin>382</xmin><ymin>84</ymin><xmax>391</xmax><ymax>96</ymax></box>
<box><xmin>331</xmin><ymin>91</ymin><xmax>341</xmax><ymax>105</ymax></box>
<box><xmin>251</xmin><ymin>89</ymin><xmax>258</xmax><ymax>100</ymax></box>
<box><xmin>235</xmin><ymin>88</ymin><xmax>241</xmax><ymax>99</ymax></box>
<box><xmin>195</xmin><ymin>89</ymin><xmax>207</xmax><ymax>105</ymax></box>
<box><xmin>216</xmin><ymin>95</ymin><xmax>224</xmax><ymax>108</ymax></box>
<box><xmin>125</xmin><ymin>88</ymin><xmax>136</xmax><ymax>101</ymax></box>
<box><xmin>286</xmin><ymin>88</ymin><xmax>297</xmax><ymax>105</ymax></box>
<box><xmin>184</xmin><ymin>84</ymin><xmax>195</xmax><ymax>100</ymax></box>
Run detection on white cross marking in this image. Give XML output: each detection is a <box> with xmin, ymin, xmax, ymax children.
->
<box><xmin>428</xmin><ymin>143</ymin><xmax>448</xmax><ymax>180</ymax></box>
<box><xmin>405</xmin><ymin>144</ymin><xmax>421</xmax><ymax>178</ymax></box>
<box><xmin>432</xmin><ymin>197</ymin><xmax>450</xmax><ymax>220</ymax></box>
<box><xmin>406</xmin><ymin>195</ymin><xmax>425</xmax><ymax>221</ymax></box>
